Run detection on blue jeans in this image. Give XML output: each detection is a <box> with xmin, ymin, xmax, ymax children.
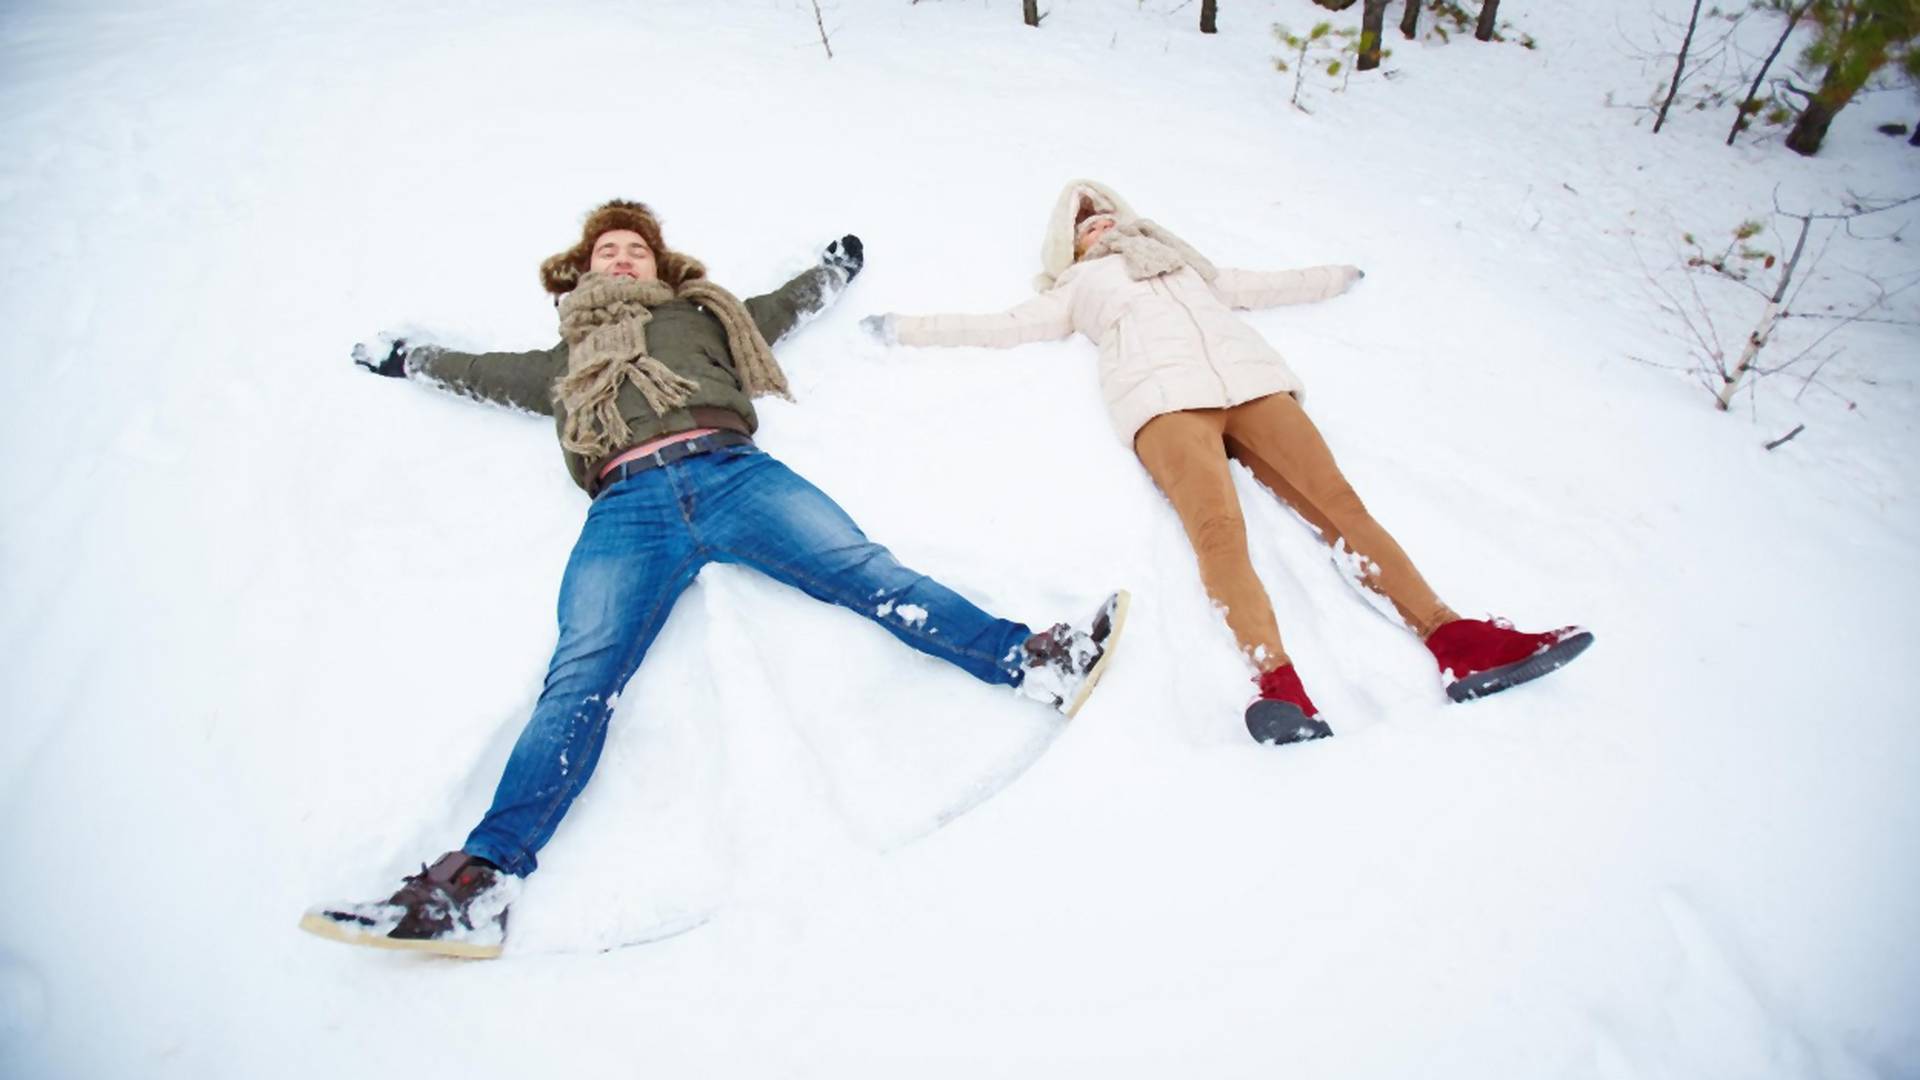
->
<box><xmin>462</xmin><ymin>442</ymin><xmax>1034</xmax><ymax>876</ymax></box>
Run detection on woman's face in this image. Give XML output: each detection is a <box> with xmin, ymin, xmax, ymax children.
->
<box><xmin>1075</xmin><ymin>218</ymin><xmax>1116</xmax><ymax>259</ymax></box>
<box><xmin>589</xmin><ymin>229</ymin><xmax>659</xmax><ymax>282</ymax></box>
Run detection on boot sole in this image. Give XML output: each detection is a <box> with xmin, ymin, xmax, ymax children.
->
<box><xmin>1244</xmin><ymin>699</ymin><xmax>1334</xmax><ymax>745</ymax></box>
<box><xmin>1445</xmin><ymin>630</ymin><xmax>1595</xmax><ymax>703</ymax></box>
<box><xmin>1062</xmin><ymin>589</ymin><xmax>1131</xmax><ymax>720</ymax></box>
<box><xmin>298</xmin><ymin>910</ymin><xmax>503</xmax><ymax>960</ymax></box>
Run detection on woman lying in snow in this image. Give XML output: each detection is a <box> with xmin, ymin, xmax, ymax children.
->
<box><xmin>301</xmin><ymin>199</ymin><xmax>1128</xmax><ymax>959</ymax></box>
<box><xmin>862</xmin><ymin>180</ymin><xmax>1590</xmax><ymax>746</ymax></box>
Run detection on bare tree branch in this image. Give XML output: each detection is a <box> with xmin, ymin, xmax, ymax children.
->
<box><xmin>809</xmin><ymin>0</ymin><xmax>834</xmax><ymax>58</ymax></box>
<box><xmin>1728</xmin><ymin>1</ymin><xmax>1811</xmax><ymax>146</ymax></box>
<box><xmin>1763</xmin><ymin>423</ymin><xmax>1807</xmax><ymax>450</ymax></box>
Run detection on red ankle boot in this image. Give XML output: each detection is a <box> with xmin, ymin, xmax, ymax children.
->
<box><xmin>1425</xmin><ymin>617</ymin><xmax>1594</xmax><ymax>702</ymax></box>
<box><xmin>1245</xmin><ymin>664</ymin><xmax>1333</xmax><ymax>745</ymax></box>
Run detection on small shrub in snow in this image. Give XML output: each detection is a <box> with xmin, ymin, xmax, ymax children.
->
<box><xmin>1273</xmin><ymin>21</ymin><xmax>1368</xmax><ymax>111</ymax></box>
<box><xmin>1638</xmin><ymin>194</ymin><xmax>1920</xmax><ymax>414</ymax></box>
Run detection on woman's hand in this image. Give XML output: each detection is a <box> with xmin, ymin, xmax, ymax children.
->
<box><xmin>858</xmin><ymin>314</ymin><xmax>897</xmax><ymax>345</ymax></box>
<box><xmin>823</xmin><ymin>235</ymin><xmax>864</xmax><ymax>282</ymax></box>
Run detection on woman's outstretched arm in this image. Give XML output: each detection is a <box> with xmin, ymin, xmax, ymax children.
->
<box><xmin>874</xmin><ymin>289</ymin><xmax>1075</xmax><ymax>350</ymax></box>
<box><xmin>1208</xmin><ymin>265</ymin><xmax>1363</xmax><ymax>310</ymax></box>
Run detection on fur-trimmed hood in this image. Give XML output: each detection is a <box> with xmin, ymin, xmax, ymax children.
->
<box><xmin>1035</xmin><ymin>179</ymin><xmax>1140</xmax><ymax>292</ymax></box>
<box><xmin>540</xmin><ymin>199</ymin><xmax>708</xmax><ymax>296</ymax></box>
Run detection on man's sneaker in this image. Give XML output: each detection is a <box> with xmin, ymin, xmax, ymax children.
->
<box><xmin>298</xmin><ymin>851</ymin><xmax>519</xmax><ymax>959</ymax></box>
<box><xmin>1245</xmin><ymin>663</ymin><xmax>1334</xmax><ymax>745</ymax></box>
<box><xmin>1016</xmin><ymin>590</ymin><xmax>1131</xmax><ymax>718</ymax></box>
<box><xmin>1426</xmin><ymin>617</ymin><xmax>1594</xmax><ymax>703</ymax></box>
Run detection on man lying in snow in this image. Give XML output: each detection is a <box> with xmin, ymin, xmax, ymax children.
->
<box><xmin>300</xmin><ymin>199</ymin><xmax>1129</xmax><ymax>959</ymax></box>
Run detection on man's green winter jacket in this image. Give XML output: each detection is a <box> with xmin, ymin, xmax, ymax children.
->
<box><xmin>413</xmin><ymin>265</ymin><xmax>838</xmax><ymax>493</ymax></box>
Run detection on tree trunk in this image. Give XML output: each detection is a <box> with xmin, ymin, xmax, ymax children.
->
<box><xmin>1727</xmin><ymin>1</ymin><xmax>1809</xmax><ymax>147</ymax></box>
<box><xmin>1910</xmin><ymin>118</ymin><xmax>1920</xmax><ymax>146</ymax></box>
<box><xmin>1786</xmin><ymin>94</ymin><xmax>1840</xmax><ymax>155</ymax></box>
<box><xmin>1023</xmin><ymin>0</ymin><xmax>1040</xmax><ymax>28</ymax></box>
<box><xmin>1654</xmin><ymin>0</ymin><xmax>1705</xmax><ymax>135</ymax></box>
<box><xmin>1717</xmin><ymin>214</ymin><xmax>1811</xmax><ymax>411</ymax></box>
<box><xmin>1475</xmin><ymin>0</ymin><xmax>1499</xmax><ymax>41</ymax></box>
<box><xmin>1784</xmin><ymin>8</ymin><xmax>1903</xmax><ymax>156</ymax></box>
<box><xmin>1201</xmin><ymin>0</ymin><xmax>1218</xmax><ymax>33</ymax></box>
<box><xmin>1400</xmin><ymin>0</ymin><xmax>1420</xmax><ymax>39</ymax></box>
<box><xmin>1359</xmin><ymin>0</ymin><xmax>1390</xmax><ymax>69</ymax></box>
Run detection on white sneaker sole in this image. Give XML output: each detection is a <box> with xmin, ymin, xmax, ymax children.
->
<box><xmin>298</xmin><ymin>910</ymin><xmax>503</xmax><ymax>960</ymax></box>
<box><xmin>1062</xmin><ymin>589</ymin><xmax>1132</xmax><ymax>720</ymax></box>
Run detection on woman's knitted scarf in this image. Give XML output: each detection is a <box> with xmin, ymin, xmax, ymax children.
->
<box><xmin>1082</xmin><ymin>218</ymin><xmax>1219</xmax><ymax>284</ymax></box>
<box><xmin>553</xmin><ymin>271</ymin><xmax>791</xmax><ymax>459</ymax></box>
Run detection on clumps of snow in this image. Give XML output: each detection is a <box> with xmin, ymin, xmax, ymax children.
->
<box><xmin>462</xmin><ymin>875</ymin><xmax>521</xmax><ymax>945</ymax></box>
<box><xmin>301</xmin><ymin>872</ymin><xmax>521</xmax><ymax>949</ymax></box>
<box><xmin>873</xmin><ymin>600</ymin><xmax>929</xmax><ymax>626</ymax></box>
<box><xmin>781</xmin><ymin>258</ymin><xmax>851</xmax><ymax>334</ymax></box>
<box><xmin>1328</xmin><ymin>539</ymin><xmax>1409</xmax><ymax>630</ymax></box>
<box><xmin>1013</xmin><ymin>627</ymin><xmax>1101</xmax><ymax>712</ymax></box>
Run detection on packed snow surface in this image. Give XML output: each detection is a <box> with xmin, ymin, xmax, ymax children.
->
<box><xmin>2</xmin><ymin>0</ymin><xmax>1917</xmax><ymax>1077</ymax></box>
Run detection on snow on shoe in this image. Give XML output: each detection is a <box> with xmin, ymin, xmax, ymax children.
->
<box><xmin>299</xmin><ymin>851</ymin><xmax>519</xmax><ymax>960</ymax></box>
<box><xmin>1426</xmin><ymin>617</ymin><xmax>1595</xmax><ymax>703</ymax></box>
<box><xmin>1016</xmin><ymin>590</ymin><xmax>1131</xmax><ymax>719</ymax></box>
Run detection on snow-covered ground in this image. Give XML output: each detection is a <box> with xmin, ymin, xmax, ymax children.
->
<box><xmin>3</xmin><ymin>0</ymin><xmax>1917</xmax><ymax>1076</ymax></box>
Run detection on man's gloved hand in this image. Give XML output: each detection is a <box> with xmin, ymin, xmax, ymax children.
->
<box><xmin>352</xmin><ymin>337</ymin><xmax>412</xmax><ymax>378</ymax></box>
<box><xmin>858</xmin><ymin>313</ymin><xmax>897</xmax><ymax>345</ymax></box>
<box><xmin>823</xmin><ymin>235</ymin><xmax>864</xmax><ymax>282</ymax></box>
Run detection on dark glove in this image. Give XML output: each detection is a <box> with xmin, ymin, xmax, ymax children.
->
<box><xmin>352</xmin><ymin>338</ymin><xmax>411</xmax><ymax>378</ymax></box>
<box><xmin>823</xmin><ymin>235</ymin><xmax>864</xmax><ymax>282</ymax></box>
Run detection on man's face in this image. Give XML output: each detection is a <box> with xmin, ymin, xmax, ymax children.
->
<box><xmin>589</xmin><ymin>229</ymin><xmax>659</xmax><ymax>282</ymax></box>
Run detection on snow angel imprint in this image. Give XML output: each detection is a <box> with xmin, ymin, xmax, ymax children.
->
<box><xmin>302</xmin><ymin>199</ymin><xmax>1132</xmax><ymax>959</ymax></box>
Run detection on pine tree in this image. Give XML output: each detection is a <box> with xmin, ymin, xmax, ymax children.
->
<box><xmin>1785</xmin><ymin>0</ymin><xmax>1920</xmax><ymax>155</ymax></box>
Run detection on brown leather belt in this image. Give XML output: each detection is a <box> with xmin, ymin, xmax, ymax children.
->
<box><xmin>593</xmin><ymin>431</ymin><xmax>754</xmax><ymax>497</ymax></box>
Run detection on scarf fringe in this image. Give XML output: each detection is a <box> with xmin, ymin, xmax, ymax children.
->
<box><xmin>554</xmin><ymin>273</ymin><xmax>790</xmax><ymax>459</ymax></box>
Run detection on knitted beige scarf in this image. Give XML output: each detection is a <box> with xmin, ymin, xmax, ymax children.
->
<box><xmin>554</xmin><ymin>271</ymin><xmax>791</xmax><ymax>458</ymax></box>
<box><xmin>1083</xmin><ymin>219</ymin><xmax>1219</xmax><ymax>284</ymax></box>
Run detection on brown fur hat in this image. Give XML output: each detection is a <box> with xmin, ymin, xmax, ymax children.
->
<box><xmin>539</xmin><ymin>199</ymin><xmax>708</xmax><ymax>295</ymax></box>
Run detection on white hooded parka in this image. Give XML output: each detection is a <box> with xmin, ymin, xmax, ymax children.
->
<box><xmin>892</xmin><ymin>180</ymin><xmax>1361</xmax><ymax>446</ymax></box>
